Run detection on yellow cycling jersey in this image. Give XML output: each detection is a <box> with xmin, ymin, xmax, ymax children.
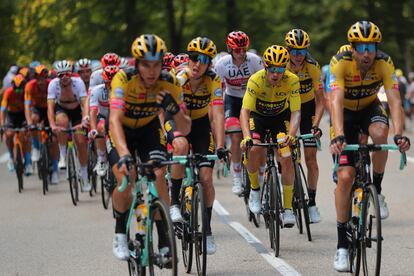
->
<box><xmin>242</xmin><ymin>69</ymin><xmax>301</xmax><ymax>116</ymax></box>
<box><xmin>176</xmin><ymin>67</ymin><xmax>223</xmax><ymax>120</ymax></box>
<box><xmin>286</xmin><ymin>56</ymin><xmax>323</xmax><ymax>104</ymax></box>
<box><xmin>110</xmin><ymin>68</ymin><xmax>183</xmax><ymax>129</ymax></box>
<box><xmin>329</xmin><ymin>50</ymin><xmax>398</xmax><ymax>111</ymax></box>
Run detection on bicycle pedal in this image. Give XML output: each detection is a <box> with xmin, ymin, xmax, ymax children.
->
<box><xmin>284</xmin><ymin>223</ymin><xmax>294</xmax><ymax>228</ymax></box>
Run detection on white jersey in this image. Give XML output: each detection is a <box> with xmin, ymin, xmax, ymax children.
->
<box><xmin>47</xmin><ymin>77</ymin><xmax>87</xmax><ymax>105</ymax></box>
<box><xmin>214</xmin><ymin>52</ymin><xmax>263</xmax><ymax>98</ymax></box>
<box><xmin>89</xmin><ymin>84</ymin><xmax>109</xmax><ymax>118</ymax></box>
<box><xmin>89</xmin><ymin>69</ymin><xmax>103</xmax><ymax>89</ymax></box>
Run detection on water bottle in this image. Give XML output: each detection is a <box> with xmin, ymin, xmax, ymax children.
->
<box><xmin>277</xmin><ymin>132</ymin><xmax>291</xmax><ymax>158</ymax></box>
<box><xmin>136</xmin><ymin>202</ymin><xmax>147</xmax><ymax>235</ymax></box>
<box><xmin>185</xmin><ymin>186</ymin><xmax>193</xmax><ymax>212</ymax></box>
<box><xmin>353</xmin><ymin>188</ymin><xmax>363</xmax><ymax>218</ymax></box>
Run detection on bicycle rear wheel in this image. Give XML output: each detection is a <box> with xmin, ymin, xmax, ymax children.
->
<box><xmin>294</xmin><ymin>163</ymin><xmax>312</xmax><ymax>241</ymax></box>
<box><xmin>361</xmin><ymin>185</ymin><xmax>382</xmax><ymax>275</ymax></box>
<box><xmin>192</xmin><ymin>182</ymin><xmax>207</xmax><ymax>276</ymax></box>
<box><xmin>101</xmin><ymin>169</ymin><xmax>114</xmax><ymax>209</ymax></box>
<box><xmin>268</xmin><ymin>166</ymin><xmax>281</xmax><ymax>257</ymax></box>
<box><xmin>68</xmin><ymin>149</ymin><xmax>79</xmax><ymax>206</ymax></box>
<box><xmin>147</xmin><ymin>199</ymin><xmax>178</xmax><ymax>276</ymax></box>
<box><xmin>15</xmin><ymin>146</ymin><xmax>24</xmax><ymax>193</ymax></box>
<box><xmin>179</xmin><ymin>185</ymin><xmax>193</xmax><ymax>273</ymax></box>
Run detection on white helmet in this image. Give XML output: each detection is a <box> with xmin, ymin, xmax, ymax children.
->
<box><xmin>54</xmin><ymin>60</ymin><xmax>73</xmax><ymax>74</ymax></box>
<box><xmin>119</xmin><ymin>57</ymin><xmax>130</xmax><ymax>69</ymax></box>
<box><xmin>75</xmin><ymin>58</ymin><xmax>91</xmax><ymax>72</ymax></box>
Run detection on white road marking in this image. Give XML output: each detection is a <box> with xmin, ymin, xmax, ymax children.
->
<box><xmin>214</xmin><ymin>200</ymin><xmax>301</xmax><ymax>276</ymax></box>
<box><xmin>407</xmin><ymin>155</ymin><xmax>414</xmax><ymax>164</ymax></box>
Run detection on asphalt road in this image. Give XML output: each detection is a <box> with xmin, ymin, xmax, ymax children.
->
<box><xmin>0</xmin><ymin>122</ymin><xmax>413</xmax><ymax>276</ymax></box>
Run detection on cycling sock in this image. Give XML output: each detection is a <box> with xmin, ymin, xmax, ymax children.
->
<box><xmin>283</xmin><ymin>185</ymin><xmax>293</xmax><ymax>209</ymax></box>
<box><xmin>52</xmin><ymin>159</ymin><xmax>58</xmax><ymax>172</ymax></box>
<box><xmin>373</xmin><ymin>172</ymin><xmax>384</xmax><ymax>194</ymax></box>
<box><xmin>337</xmin><ymin>221</ymin><xmax>348</xmax><ymax>249</ymax></box>
<box><xmin>97</xmin><ymin>149</ymin><xmax>107</xmax><ymax>162</ymax></box>
<box><xmin>113</xmin><ymin>209</ymin><xmax>128</xmax><ymax>234</ymax></box>
<box><xmin>59</xmin><ymin>144</ymin><xmax>66</xmax><ymax>158</ymax></box>
<box><xmin>8</xmin><ymin>149</ymin><xmax>13</xmax><ymax>160</ymax></box>
<box><xmin>206</xmin><ymin>207</ymin><xmax>213</xmax><ymax>235</ymax></box>
<box><xmin>308</xmin><ymin>189</ymin><xmax>316</xmax><ymax>206</ymax></box>
<box><xmin>259</xmin><ymin>165</ymin><xmax>265</xmax><ymax>185</ymax></box>
<box><xmin>232</xmin><ymin>162</ymin><xmax>241</xmax><ymax>178</ymax></box>
<box><xmin>170</xmin><ymin>178</ymin><xmax>182</xmax><ymax>206</ymax></box>
<box><xmin>248</xmin><ymin>170</ymin><xmax>259</xmax><ymax>190</ymax></box>
<box><xmin>156</xmin><ymin>220</ymin><xmax>168</xmax><ymax>249</ymax></box>
<box><xmin>32</xmin><ymin>138</ymin><xmax>40</xmax><ymax>150</ymax></box>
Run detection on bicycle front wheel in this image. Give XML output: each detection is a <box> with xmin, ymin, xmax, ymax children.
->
<box><xmin>15</xmin><ymin>146</ymin><xmax>24</xmax><ymax>193</ymax></box>
<box><xmin>67</xmin><ymin>149</ymin><xmax>79</xmax><ymax>206</ymax></box>
<box><xmin>180</xmin><ymin>186</ymin><xmax>193</xmax><ymax>273</ymax></box>
<box><xmin>101</xmin><ymin>169</ymin><xmax>114</xmax><ymax>210</ymax></box>
<box><xmin>361</xmin><ymin>185</ymin><xmax>382</xmax><ymax>276</ymax></box>
<box><xmin>192</xmin><ymin>182</ymin><xmax>207</xmax><ymax>276</ymax></box>
<box><xmin>40</xmin><ymin>144</ymin><xmax>49</xmax><ymax>195</ymax></box>
<box><xmin>147</xmin><ymin>199</ymin><xmax>177</xmax><ymax>276</ymax></box>
<box><xmin>268</xmin><ymin>166</ymin><xmax>281</xmax><ymax>257</ymax></box>
<box><xmin>293</xmin><ymin>163</ymin><xmax>312</xmax><ymax>241</ymax></box>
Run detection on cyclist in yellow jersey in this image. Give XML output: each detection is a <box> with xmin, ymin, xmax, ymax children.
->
<box><xmin>285</xmin><ymin>29</ymin><xmax>324</xmax><ymax>223</ymax></box>
<box><xmin>165</xmin><ymin>37</ymin><xmax>226</xmax><ymax>255</ymax></box>
<box><xmin>108</xmin><ymin>34</ymin><xmax>191</xmax><ymax>261</ymax></box>
<box><xmin>329</xmin><ymin>21</ymin><xmax>411</xmax><ymax>272</ymax></box>
<box><xmin>240</xmin><ymin>45</ymin><xmax>301</xmax><ymax>228</ymax></box>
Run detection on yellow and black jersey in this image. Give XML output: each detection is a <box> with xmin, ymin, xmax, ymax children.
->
<box><xmin>110</xmin><ymin>68</ymin><xmax>183</xmax><ymax>128</ymax></box>
<box><xmin>329</xmin><ymin>50</ymin><xmax>398</xmax><ymax>111</ymax></box>
<box><xmin>177</xmin><ymin>67</ymin><xmax>223</xmax><ymax>120</ymax></box>
<box><xmin>242</xmin><ymin>69</ymin><xmax>301</xmax><ymax>117</ymax></box>
<box><xmin>286</xmin><ymin>55</ymin><xmax>323</xmax><ymax>104</ymax></box>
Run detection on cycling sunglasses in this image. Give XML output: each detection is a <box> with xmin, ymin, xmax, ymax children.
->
<box><xmin>188</xmin><ymin>53</ymin><xmax>211</xmax><ymax>64</ymax></box>
<box><xmin>354</xmin><ymin>43</ymin><xmax>376</xmax><ymax>53</ymax></box>
<box><xmin>267</xmin><ymin>66</ymin><xmax>286</xmax><ymax>74</ymax></box>
<box><xmin>233</xmin><ymin>47</ymin><xmax>247</xmax><ymax>54</ymax></box>
<box><xmin>58</xmin><ymin>72</ymin><xmax>72</xmax><ymax>79</ymax></box>
<box><xmin>290</xmin><ymin>48</ymin><xmax>307</xmax><ymax>56</ymax></box>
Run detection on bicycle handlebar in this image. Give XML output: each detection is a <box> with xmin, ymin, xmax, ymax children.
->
<box><xmin>296</xmin><ymin>133</ymin><xmax>321</xmax><ymax>151</ymax></box>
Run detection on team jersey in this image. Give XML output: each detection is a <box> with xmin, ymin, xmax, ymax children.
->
<box><xmin>89</xmin><ymin>69</ymin><xmax>103</xmax><ymax>89</ymax></box>
<box><xmin>47</xmin><ymin>77</ymin><xmax>87</xmax><ymax>105</ymax></box>
<box><xmin>110</xmin><ymin>68</ymin><xmax>183</xmax><ymax>128</ymax></box>
<box><xmin>286</xmin><ymin>55</ymin><xmax>323</xmax><ymax>104</ymax></box>
<box><xmin>24</xmin><ymin>79</ymin><xmax>50</xmax><ymax>109</ymax></box>
<box><xmin>214</xmin><ymin>52</ymin><xmax>263</xmax><ymax>98</ymax></box>
<box><xmin>89</xmin><ymin>84</ymin><xmax>110</xmax><ymax>118</ymax></box>
<box><xmin>242</xmin><ymin>69</ymin><xmax>301</xmax><ymax>116</ymax></box>
<box><xmin>329</xmin><ymin>50</ymin><xmax>398</xmax><ymax>111</ymax></box>
<box><xmin>1</xmin><ymin>87</ymin><xmax>25</xmax><ymax>113</ymax></box>
<box><xmin>176</xmin><ymin>67</ymin><xmax>223</xmax><ymax>120</ymax></box>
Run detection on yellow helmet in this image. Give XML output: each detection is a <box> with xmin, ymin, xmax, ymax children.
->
<box><xmin>337</xmin><ymin>44</ymin><xmax>351</xmax><ymax>54</ymax></box>
<box><xmin>262</xmin><ymin>45</ymin><xmax>289</xmax><ymax>67</ymax></box>
<box><xmin>347</xmin><ymin>21</ymin><xmax>382</xmax><ymax>43</ymax></box>
<box><xmin>285</xmin><ymin>29</ymin><xmax>310</xmax><ymax>49</ymax></box>
<box><xmin>131</xmin><ymin>34</ymin><xmax>167</xmax><ymax>60</ymax></box>
<box><xmin>187</xmin><ymin>37</ymin><xmax>217</xmax><ymax>59</ymax></box>
<box><xmin>395</xmin><ymin>69</ymin><xmax>403</xmax><ymax>78</ymax></box>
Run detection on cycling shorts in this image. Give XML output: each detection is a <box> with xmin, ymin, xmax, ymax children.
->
<box><xmin>224</xmin><ymin>94</ymin><xmax>243</xmax><ymax>129</ymax></box>
<box><xmin>249</xmin><ymin>109</ymin><xmax>290</xmax><ymax>142</ymax></box>
<box><xmin>55</xmin><ymin>104</ymin><xmax>82</xmax><ymax>126</ymax></box>
<box><xmin>339</xmin><ymin>100</ymin><xmax>388</xmax><ymax>167</ymax></box>
<box><xmin>6</xmin><ymin>112</ymin><xmax>26</xmax><ymax>129</ymax></box>
<box><xmin>300</xmin><ymin>99</ymin><xmax>317</xmax><ymax>148</ymax></box>
<box><xmin>107</xmin><ymin>118</ymin><xmax>167</xmax><ymax>167</ymax></box>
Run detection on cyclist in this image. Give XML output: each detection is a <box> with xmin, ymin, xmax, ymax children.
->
<box><xmin>214</xmin><ymin>31</ymin><xmax>263</xmax><ymax>195</ymax></box>
<box><xmin>0</xmin><ymin>74</ymin><xmax>33</xmax><ymax>175</ymax></box>
<box><xmin>166</xmin><ymin>37</ymin><xmax>226</xmax><ymax>254</ymax></box>
<box><xmin>90</xmin><ymin>53</ymin><xmax>120</xmax><ymax>89</ymax></box>
<box><xmin>88</xmin><ymin>65</ymin><xmax>119</xmax><ymax>176</ymax></box>
<box><xmin>162</xmin><ymin>52</ymin><xmax>175</xmax><ymax>72</ymax></box>
<box><xmin>172</xmin><ymin>53</ymin><xmax>189</xmax><ymax>77</ymax></box>
<box><xmin>329</xmin><ymin>21</ymin><xmax>411</xmax><ymax>271</ymax></box>
<box><xmin>108</xmin><ymin>34</ymin><xmax>190</xmax><ymax>261</ymax></box>
<box><xmin>75</xmin><ymin>58</ymin><xmax>92</xmax><ymax>91</ymax></box>
<box><xmin>285</xmin><ymin>29</ymin><xmax>324</xmax><ymax>223</ymax></box>
<box><xmin>240</xmin><ymin>45</ymin><xmax>301</xmax><ymax>228</ymax></box>
<box><xmin>47</xmin><ymin>60</ymin><xmax>91</xmax><ymax>191</ymax></box>
<box><xmin>24</xmin><ymin>65</ymin><xmax>60</xmax><ymax>184</ymax></box>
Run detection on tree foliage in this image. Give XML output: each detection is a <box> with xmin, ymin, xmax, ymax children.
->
<box><xmin>2</xmin><ymin>0</ymin><xmax>414</xmax><ymax>77</ymax></box>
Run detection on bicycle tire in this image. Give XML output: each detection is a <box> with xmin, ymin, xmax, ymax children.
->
<box><xmin>88</xmin><ymin>143</ymin><xmax>97</xmax><ymax>197</ymax></box>
<box><xmin>127</xmin><ymin>231</ymin><xmax>146</xmax><ymax>276</ymax></box>
<box><xmin>15</xmin><ymin>146</ymin><xmax>24</xmax><ymax>193</ymax></box>
<box><xmin>268</xmin><ymin>166</ymin><xmax>281</xmax><ymax>257</ymax></box>
<box><xmin>68</xmin><ymin>149</ymin><xmax>78</xmax><ymax>206</ymax></box>
<box><xmin>193</xmin><ymin>182</ymin><xmax>207</xmax><ymax>276</ymax></box>
<box><xmin>101</xmin><ymin>169</ymin><xmax>114</xmax><ymax>210</ymax></box>
<box><xmin>147</xmin><ymin>199</ymin><xmax>178</xmax><ymax>276</ymax></box>
<box><xmin>180</xmin><ymin>186</ymin><xmax>193</xmax><ymax>273</ymax></box>
<box><xmin>361</xmin><ymin>185</ymin><xmax>382</xmax><ymax>276</ymax></box>
<box><xmin>294</xmin><ymin>163</ymin><xmax>312</xmax><ymax>241</ymax></box>
<box><xmin>348</xmin><ymin>189</ymin><xmax>362</xmax><ymax>275</ymax></box>
<box><xmin>40</xmin><ymin>144</ymin><xmax>49</xmax><ymax>195</ymax></box>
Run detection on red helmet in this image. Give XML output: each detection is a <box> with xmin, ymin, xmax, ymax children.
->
<box><xmin>226</xmin><ymin>31</ymin><xmax>250</xmax><ymax>49</ymax></box>
<box><xmin>162</xmin><ymin>52</ymin><xmax>175</xmax><ymax>69</ymax></box>
<box><xmin>101</xmin><ymin>53</ymin><xmax>120</xmax><ymax>67</ymax></box>
<box><xmin>173</xmin><ymin>53</ymin><xmax>189</xmax><ymax>68</ymax></box>
<box><xmin>102</xmin><ymin>65</ymin><xmax>119</xmax><ymax>82</ymax></box>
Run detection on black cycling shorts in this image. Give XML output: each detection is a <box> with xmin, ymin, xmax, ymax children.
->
<box><xmin>107</xmin><ymin>118</ymin><xmax>167</xmax><ymax>168</ymax></box>
<box><xmin>55</xmin><ymin>104</ymin><xmax>82</xmax><ymax>126</ymax></box>
<box><xmin>224</xmin><ymin>94</ymin><xmax>243</xmax><ymax>120</ymax></box>
<box><xmin>249</xmin><ymin>109</ymin><xmax>291</xmax><ymax>142</ymax></box>
<box><xmin>6</xmin><ymin>112</ymin><xmax>26</xmax><ymax>129</ymax></box>
<box><xmin>339</xmin><ymin>99</ymin><xmax>389</xmax><ymax>167</ymax></box>
<box><xmin>300</xmin><ymin>99</ymin><xmax>317</xmax><ymax>148</ymax></box>
<box><xmin>31</xmin><ymin>106</ymin><xmax>49</xmax><ymax>126</ymax></box>
<box><xmin>166</xmin><ymin>115</ymin><xmax>215</xmax><ymax>168</ymax></box>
